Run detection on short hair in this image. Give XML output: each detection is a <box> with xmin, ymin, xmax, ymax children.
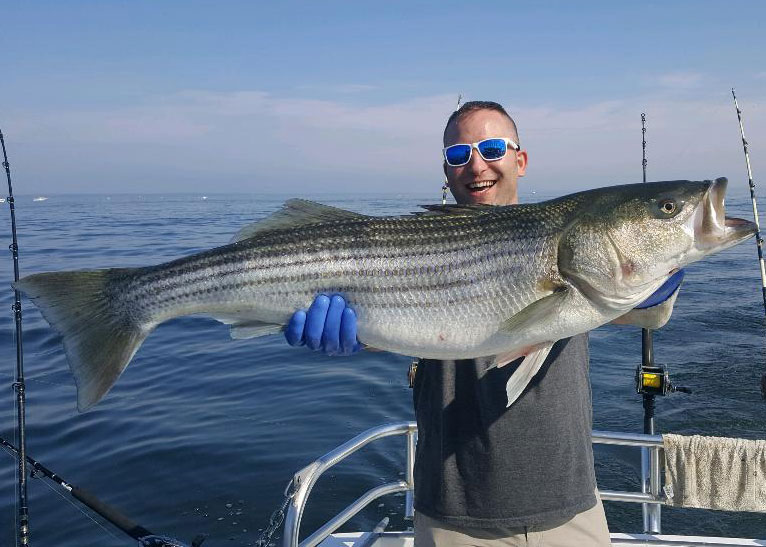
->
<box><xmin>443</xmin><ymin>100</ymin><xmax>519</xmax><ymax>146</ymax></box>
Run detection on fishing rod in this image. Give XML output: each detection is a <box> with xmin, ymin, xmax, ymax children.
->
<box><xmin>634</xmin><ymin>113</ymin><xmax>691</xmax><ymax>534</ymax></box>
<box><xmin>731</xmin><ymin>89</ymin><xmax>766</xmax><ymax>399</ymax></box>
<box><xmin>0</xmin><ymin>130</ymin><xmax>205</xmax><ymax>546</ymax></box>
<box><xmin>637</xmin><ymin>112</ymin><xmax>660</xmax><ymax>535</ymax></box>
<box><xmin>0</xmin><ymin>127</ymin><xmax>31</xmax><ymax>546</ymax></box>
<box><xmin>442</xmin><ymin>93</ymin><xmax>463</xmax><ymax>205</ymax></box>
<box><xmin>0</xmin><ymin>436</ymin><xmax>207</xmax><ymax>547</ymax></box>
<box><xmin>640</xmin><ymin>113</ymin><xmax>654</xmax><ymax>399</ymax></box>
<box><xmin>639</xmin><ymin>113</ymin><xmax>657</xmax><ymax>422</ymax></box>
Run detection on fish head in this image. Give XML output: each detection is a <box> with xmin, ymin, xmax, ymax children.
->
<box><xmin>558</xmin><ymin>178</ymin><xmax>755</xmax><ymax>312</ymax></box>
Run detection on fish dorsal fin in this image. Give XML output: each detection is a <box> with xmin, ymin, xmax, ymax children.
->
<box><xmin>231</xmin><ymin>199</ymin><xmax>369</xmax><ymax>243</ymax></box>
<box><xmin>415</xmin><ymin>203</ymin><xmax>495</xmax><ymax>216</ymax></box>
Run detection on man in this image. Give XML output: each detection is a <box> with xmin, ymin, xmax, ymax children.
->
<box><xmin>285</xmin><ymin>101</ymin><xmax>681</xmax><ymax>546</ymax></box>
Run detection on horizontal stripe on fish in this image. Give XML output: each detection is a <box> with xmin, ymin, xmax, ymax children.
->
<box><xmin>14</xmin><ymin>180</ymin><xmax>754</xmax><ymax>410</ymax></box>
<box><xmin>119</xmin><ymin>246</ymin><xmax>552</xmax><ymax>315</ymax></box>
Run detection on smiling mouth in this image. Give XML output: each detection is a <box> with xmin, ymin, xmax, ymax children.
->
<box><xmin>468</xmin><ymin>180</ymin><xmax>497</xmax><ymax>193</ymax></box>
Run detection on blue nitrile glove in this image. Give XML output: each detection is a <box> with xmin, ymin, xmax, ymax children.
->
<box><xmin>635</xmin><ymin>269</ymin><xmax>685</xmax><ymax>309</ymax></box>
<box><xmin>285</xmin><ymin>294</ymin><xmax>361</xmax><ymax>356</ymax></box>
<box><xmin>611</xmin><ymin>269</ymin><xmax>686</xmax><ymax>329</ymax></box>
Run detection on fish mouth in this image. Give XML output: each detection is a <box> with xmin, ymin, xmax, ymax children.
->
<box><xmin>694</xmin><ymin>177</ymin><xmax>756</xmax><ymax>251</ymax></box>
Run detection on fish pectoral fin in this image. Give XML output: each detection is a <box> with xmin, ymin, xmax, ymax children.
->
<box><xmin>500</xmin><ymin>288</ymin><xmax>570</xmax><ymax>334</ymax></box>
<box><xmin>230</xmin><ymin>199</ymin><xmax>369</xmax><ymax>243</ymax></box>
<box><xmin>497</xmin><ymin>291</ymin><xmax>568</xmax><ymax>406</ymax></box>
<box><xmin>504</xmin><ymin>344</ymin><xmax>554</xmax><ymax>408</ymax></box>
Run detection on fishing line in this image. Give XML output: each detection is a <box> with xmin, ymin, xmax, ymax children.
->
<box><xmin>0</xmin><ymin>370</ymin><xmax>69</xmax><ymax>388</ymax></box>
<box><xmin>0</xmin><ymin>365</ymin><xmax>275</xmax><ymax>433</ymax></box>
<box><xmin>36</xmin><ymin>475</ymin><xmax>125</xmax><ymax>545</ymax></box>
<box><xmin>7</xmin><ymin>387</ymin><xmax>19</xmax><ymax>546</ymax></box>
<box><xmin>731</xmin><ymin>89</ymin><xmax>766</xmax><ymax>399</ymax></box>
<box><xmin>0</xmin><ymin>435</ymin><xmax>207</xmax><ymax>546</ymax></box>
<box><xmin>10</xmin><ymin>284</ymin><xmax>20</xmax><ymax>538</ymax></box>
<box><xmin>0</xmin><ymin>443</ymin><xmax>126</xmax><ymax>545</ymax></box>
<box><xmin>0</xmin><ymin>130</ymin><xmax>207</xmax><ymax>547</ymax></box>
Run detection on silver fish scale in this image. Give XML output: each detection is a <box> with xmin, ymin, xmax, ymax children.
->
<box><xmin>16</xmin><ymin>180</ymin><xmax>759</xmax><ymax>409</ymax></box>
<box><xmin>106</xmin><ymin>197</ymin><xmax>583</xmax><ymax>357</ymax></box>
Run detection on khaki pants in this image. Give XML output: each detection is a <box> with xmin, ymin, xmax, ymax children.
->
<box><xmin>414</xmin><ymin>495</ymin><xmax>611</xmax><ymax>547</ymax></box>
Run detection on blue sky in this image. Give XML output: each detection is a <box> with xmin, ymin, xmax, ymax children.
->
<box><xmin>2</xmin><ymin>1</ymin><xmax>765</xmax><ymax>196</ymax></box>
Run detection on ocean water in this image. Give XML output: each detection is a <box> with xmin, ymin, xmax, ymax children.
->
<box><xmin>0</xmin><ymin>190</ymin><xmax>765</xmax><ymax>546</ymax></box>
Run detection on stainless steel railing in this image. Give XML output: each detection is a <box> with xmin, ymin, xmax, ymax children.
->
<box><xmin>592</xmin><ymin>429</ymin><xmax>665</xmax><ymax>536</ymax></box>
<box><xmin>283</xmin><ymin>422</ymin><xmax>417</xmax><ymax>547</ymax></box>
<box><xmin>282</xmin><ymin>422</ymin><xmax>666</xmax><ymax>547</ymax></box>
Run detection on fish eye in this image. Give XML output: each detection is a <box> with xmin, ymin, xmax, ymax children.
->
<box><xmin>657</xmin><ymin>199</ymin><xmax>678</xmax><ymax>216</ymax></box>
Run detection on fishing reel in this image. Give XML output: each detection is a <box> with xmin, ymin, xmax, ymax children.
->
<box><xmin>635</xmin><ymin>364</ymin><xmax>691</xmax><ymax>396</ymax></box>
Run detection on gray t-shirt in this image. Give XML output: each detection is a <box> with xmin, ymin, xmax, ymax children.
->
<box><xmin>412</xmin><ymin>333</ymin><xmax>595</xmax><ymax>528</ymax></box>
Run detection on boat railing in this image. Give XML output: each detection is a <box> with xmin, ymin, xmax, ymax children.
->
<box><xmin>282</xmin><ymin>422</ymin><xmax>666</xmax><ymax>547</ymax></box>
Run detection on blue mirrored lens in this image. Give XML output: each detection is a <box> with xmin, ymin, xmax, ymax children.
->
<box><xmin>477</xmin><ymin>139</ymin><xmax>507</xmax><ymax>160</ymax></box>
<box><xmin>445</xmin><ymin>145</ymin><xmax>471</xmax><ymax>166</ymax></box>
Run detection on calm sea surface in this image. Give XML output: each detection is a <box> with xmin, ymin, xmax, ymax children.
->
<box><xmin>1</xmin><ymin>191</ymin><xmax>766</xmax><ymax>546</ymax></box>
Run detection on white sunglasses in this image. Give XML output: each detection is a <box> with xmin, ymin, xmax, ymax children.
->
<box><xmin>443</xmin><ymin>137</ymin><xmax>520</xmax><ymax>167</ymax></box>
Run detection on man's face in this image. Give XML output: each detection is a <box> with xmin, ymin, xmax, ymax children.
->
<box><xmin>443</xmin><ymin>109</ymin><xmax>527</xmax><ymax>206</ymax></box>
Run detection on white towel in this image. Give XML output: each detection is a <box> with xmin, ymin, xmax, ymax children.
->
<box><xmin>663</xmin><ymin>433</ymin><xmax>766</xmax><ymax>511</ymax></box>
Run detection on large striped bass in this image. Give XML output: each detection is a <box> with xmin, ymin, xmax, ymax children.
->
<box><xmin>15</xmin><ymin>178</ymin><xmax>755</xmax><ymax>411</ymax></box>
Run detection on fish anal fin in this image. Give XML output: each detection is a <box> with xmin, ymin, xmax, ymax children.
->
<box><xmin>230</xmin><ymin>199</ymin><xmax>369</xmax><ymax>243</ymax></box>
<box><xmin>505</xmin><ymin>344</ymin><xmax>554</xmax><ymax>407</ymax></box>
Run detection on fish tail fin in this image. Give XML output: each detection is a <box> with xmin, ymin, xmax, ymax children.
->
<box><xmin>14</xmin><ymin>269</ymin><xmax>150</xmax><ymax>411</ymax></box>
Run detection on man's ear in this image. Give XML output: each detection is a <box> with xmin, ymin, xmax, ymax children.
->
<box><xmin>516</xmin><ymin>150</ymin><xmax>528</xmax><ymax>177</ymax></box>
